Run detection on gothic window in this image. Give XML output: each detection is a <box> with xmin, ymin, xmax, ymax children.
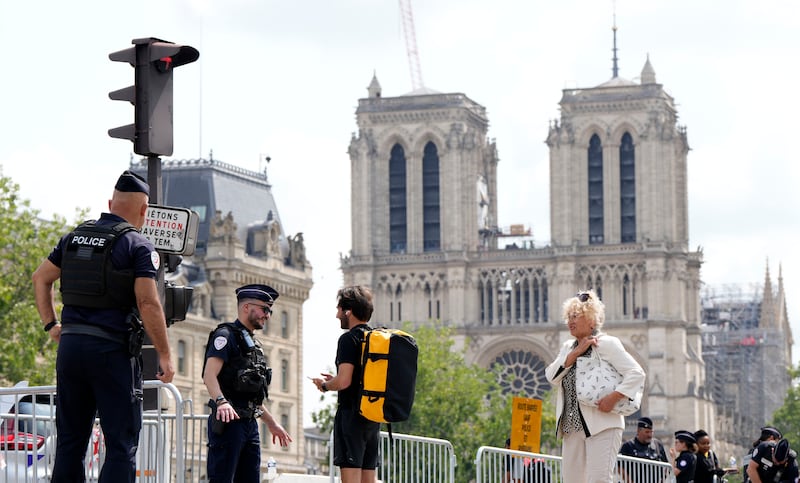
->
<box><xmin>540</xmin><ymin>280</ymin><xmax>549</xmax><ymax>322</ymax></box>
<box><xmin>493</xmin><ymin>350</ymin><xmax>552</xmax><ymax>397</ymax></box>
<box><xmin>395</xmin><ymin>285</ymin><xmax>402</xmax><ymax>321</ymax></box>
<box><xmin>620</xmin><ymin>132</ymin><xmax>636</xmax><ymax>243</ymax></box>
<box><xmin>389</xmin><ymin>144</ymin><xmax>407</xmax><ymax>253</ymax></box>
<box><xmin>588</xmin><ymin>134</ymin><xmax>604</xmax><ymax>244</ymax></box>
<box><xmin>623</xmin><ymin>274</ymin><xmax>630</xmax><ymax>316</ymax></box>
<box><xmin>520</xmin><ymin>280</ymin><xmax>529</xmax><ymax>323</ymax></box>
<box><xmin>178</xmin><ymin>340</ymin><xmax>186</xmax><ymax>375</ymax></box>
<box><xmin>281</xmin><ymin>359</ymin><xmax>289</xmax><ymax>392</ymax></box>
<box><xmin>422</xmin><ymin>142</ymin><xmax>441</xmax><ymax>251</ymax></box>
<box><xmin>425</xmin><ymin>283</ymin><xmax>432</xmax><ymax>319</ymax></box>
<box><xmin>480</xmin><ymin>279</ymin><xmax>494</xmax><ymax>325</ymax></box>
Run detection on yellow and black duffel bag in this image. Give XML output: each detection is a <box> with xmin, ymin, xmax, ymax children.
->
<box><xmin>359</xmin><ymin>328</ymin><xmax>418</xmax><ymax>424</ymax></box>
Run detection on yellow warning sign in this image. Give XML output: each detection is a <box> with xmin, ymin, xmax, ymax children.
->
<box><xmin>510</xmin><ymin>397</ymin><xmax>542</xmax><ymax>453</ymax></box>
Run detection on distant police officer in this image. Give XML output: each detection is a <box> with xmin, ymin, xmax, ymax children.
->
<box><xmin>618</xmin><ymin>417</ymin><xmax>669</xmax><ymax>483</ymax></box>
<box><xmin>744</xmin><ymin>426</ymin><xmax>783</xmax><ymax>482</ymax></box>
<box><xmin>202</xmin><ymin>284</ymin><xmax>292</xmax><ymax>483</ymax></box>
<box><xmin>670</xmin><ymin>430</ymin><xmax>698</xmax><ymax>483</ymax></box>
<box><xmin>619</xmin><ymin>417</ymin><xmax>668</xmax><ymax>462</ymax></box>
<box><xmin>33</xmin><ymin>170</ymin><xmax>175</xmax><ymax>483</ymax></box>
<box><xmin>747</xmin><ymin>438</ymin><xmax>799</xmax><ymax>483</ymax></box>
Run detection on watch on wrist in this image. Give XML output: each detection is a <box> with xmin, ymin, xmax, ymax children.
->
<box><xmin>321</xmin><ymin>382</ymin><xmax>328</xmax><ymax>392</ymax></box>
<box><xmin>43</xmin><ymin>321</ymin><xmax>58</xmax><ymax>332</ymax></box>
<box><xmin>215</xmin><ymin>395</ymin><xmax>227</xmax><ymax>404</ymax></box>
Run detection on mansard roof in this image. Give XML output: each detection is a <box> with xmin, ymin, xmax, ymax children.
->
<box><xmin>131</xmin><ymin>157</ymin><xmax>286</xmax><ymax>256</ymax></box>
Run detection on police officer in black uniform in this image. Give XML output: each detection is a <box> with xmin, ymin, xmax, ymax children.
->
<box><xmin>747</xmin><ymin>438</ymin><xmax>799</xmax><ymax>483</ymax></box>
<box><xmin>618</xmin><ymin>417</ymin><xmax>669</xmax><ymax>482</ymax></box>
<box><xmin>33</xmin><ymin>170</ymin><xmax>175</xmax><ymax>483</ymax></box>
<box><xmin>619</xmin><ymin>417</ymin><xmax>669</xmax><ymax>461</ymax></box>
<box><xmin>203</xmin><ymin>284</ymin><xmax>292</xmax><ymax>483</ymax></box>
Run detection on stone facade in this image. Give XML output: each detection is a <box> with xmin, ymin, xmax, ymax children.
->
<box><xmin>342</xmin><ymin>64</ymin><xmax>717</xmax><ymax>450</ymax></box>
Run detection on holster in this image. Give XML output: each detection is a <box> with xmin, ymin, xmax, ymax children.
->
<box><xmin>126</xmin><ymin>312</ymin><xmax>144</xmax><ymax>357</ymax></box>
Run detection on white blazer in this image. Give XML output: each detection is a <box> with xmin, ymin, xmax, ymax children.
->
<box><xmin>545</xmin><ymin>333</ymin><xmax>645</xmax><ymax>438</ymax></box>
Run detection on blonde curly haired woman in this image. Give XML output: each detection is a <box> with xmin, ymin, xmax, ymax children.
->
<box><xmin>545</xmin><ymin>290</ymin><xmax>645</xmax><ymax>483</ymax></box>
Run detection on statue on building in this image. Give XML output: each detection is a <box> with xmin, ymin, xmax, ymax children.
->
<box><xmin>287</xmin><ymin>232</ymin><xmax>307</xmax><ymax>267</ymax></box>
<box><xmin>210</xmin><ymin>210</ymin><xmax>238</xmax><ymax>243</ymax></box>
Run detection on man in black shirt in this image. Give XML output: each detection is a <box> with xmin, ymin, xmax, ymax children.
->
<box><xmin>312</xmin><ymin>286</ymin><xmax>380</xmax><ymax>483</ymax></box>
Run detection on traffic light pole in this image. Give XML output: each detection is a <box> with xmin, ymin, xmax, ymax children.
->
<box><xmin>109</xmin><ymin>38</ymin><xmax>199</xmax><ymax>409</ymax></box>
<box><xmin>143</xmin><ymin>155</ymin><xmax>164</xmax><ymax>410</ymax></box>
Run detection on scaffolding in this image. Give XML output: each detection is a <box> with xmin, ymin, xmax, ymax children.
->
<box><xmin>700</xmin><ymin>284</ymin><xmax>791</xmax><ymax>449</ymax></box>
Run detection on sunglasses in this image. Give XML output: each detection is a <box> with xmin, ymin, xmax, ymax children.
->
<box><xmin>576</xmin><ymin>292</ymin><xmax>591</xmax><ymax>303</ymax></box>
<box><xmin>249</xmin><ymin>303</ymin><xmax>273</xmax><ymax>315</ymax></box>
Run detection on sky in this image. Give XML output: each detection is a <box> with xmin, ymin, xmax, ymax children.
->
<box><xmin>1</xmin><ymin>0</ymin><xmax>798</xmax><ymax>427</ymax></box>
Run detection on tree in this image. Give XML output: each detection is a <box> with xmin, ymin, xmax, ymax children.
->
<box><xmin>0</xmin><ymin>174</ymin><xmax>75</xmax><ymax>386</ymax></box>
<box><xmin>312</xmin><ymin>323</ymin><xmax>557</xmax><ymax>482</ymax></box>
<box><xmin>770</xmin><ymin>365</ymin><xmax>800</xmax><ymax>447</ymax></box>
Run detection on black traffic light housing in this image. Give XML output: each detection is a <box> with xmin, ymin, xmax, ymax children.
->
<box><xmin>109</xmin><ymin>37</ymin><xmax>199</xmax><ymax>156</ymax></box>
<box><xmin>164</xmin><ymin>281</ymin><xmax>193</xmax><ymax>327</ymax></box>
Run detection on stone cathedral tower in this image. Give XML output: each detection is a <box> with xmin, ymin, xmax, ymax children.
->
<box><xmin>343</xmin><ymin>55</ymin><xmax>712</xmax><ymax>437</ymax></box>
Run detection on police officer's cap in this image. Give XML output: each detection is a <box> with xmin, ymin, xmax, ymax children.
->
<box><xmin>637</xmin><ymin>417</ymin><xmax>653</xmax><ymax>429</ymax></box>
<box><xmin>674</xmin><ymin>430</ymin><xmax>696</xmax><ymax>444</ymax></box>
<box><xmin>761</xmin><ymin>426</ymin><xmax>782</xmax><ymax>440</ymax></box>
<box><xmin>236</xmin><ymin>284</ymin><xmax>279</xmax><ymax>304</ymax></box>
<box><xmin>776</xmin><ymin>438</ymin><xmax>791</xmax><ymax>462</ymax></box>
<box><xmin>115</xmin><ymin>170</ymin><xmax>149</xmax><ymax>196</ymax></box>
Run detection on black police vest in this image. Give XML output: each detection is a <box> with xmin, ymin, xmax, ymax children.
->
<box><xmin>60</xmin><ymin>220</ymin><xmax>138</xmax><ymax>309</ymax></box>
<box><xmin>206</xmin><ymin>323</ymin><xmax>271</xmax><ymax>407</ymax></box>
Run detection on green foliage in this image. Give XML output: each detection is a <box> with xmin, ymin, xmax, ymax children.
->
<box><xmin>0</xmin><ymin>175</ymin><xmax>75</xmax><ymax>386</ymax></box>
<box><xmin>770</xmin><ymin>365</ymin><xmax>800</xmax><ymax>447</ymax></box>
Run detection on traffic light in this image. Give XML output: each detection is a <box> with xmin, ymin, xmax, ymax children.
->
<box><xmin>108</xmin><ymin>37</ymin><xmax>199</xmax><ymax>157</ymax></box>
<box><xmin>164</xmin><ymin>281</ymin><xmax>193</xmax><ymax>326</ymax></box>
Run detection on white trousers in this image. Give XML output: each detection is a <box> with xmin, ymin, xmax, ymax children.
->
<box><xmin>561</xmin><ymin>427</ymin><xmax>623</xmax><ymax>483</ymax></box>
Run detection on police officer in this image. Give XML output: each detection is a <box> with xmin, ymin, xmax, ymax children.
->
<box><xmin>203</xmin><ymin>284</ymin><xmax>292</xmax><ymax>483</ymax></box>
<box><xmin>670</xmin><ymin>430</ymin><xmax>698</xmax><ymax>483</ymax></box>
<box><xmin>618</xmin><ymin>417</ymin><xmax>669</xmax><ymax>483</ymax></box>
<box><xmin>619</xmin><ymin>417</ymin><xmax>668</xmax><ymax>462</ymax></box>
<box><xmin>747</xmin><ymin>438</ymin><xmax>799</xmax><ymax>483</ymax></box>
<box><xmin>32</xmin><ymin>170</ymin><xmax>175</xmax><ymax>483</ymax></box>
<box><xmin>744</xmin><ymin>426</ymin><xmax>783</xmax><ymax>482</ymax></box>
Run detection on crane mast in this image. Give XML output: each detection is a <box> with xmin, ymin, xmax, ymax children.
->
<box><xmin>398</xmin><ymin>0</ymin><xmax>424</xmax><ymax>91</ymax></box>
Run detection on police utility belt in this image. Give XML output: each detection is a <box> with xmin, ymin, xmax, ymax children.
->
<box><xmin>60</xmin><ymin>313</ymin><xmax>144</xmax><ymax>357</ymax></box>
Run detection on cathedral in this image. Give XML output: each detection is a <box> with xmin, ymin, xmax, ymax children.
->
<box><xmin>342</xmin><ymin>53</ymin><xmax>721</xmax><ymax>450</ymax></box>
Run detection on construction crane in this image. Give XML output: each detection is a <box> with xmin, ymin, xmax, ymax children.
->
<box><xmin>398</xmin><ymin>0</ymin><xmax>424</xmax><ymax>91</ymax></box>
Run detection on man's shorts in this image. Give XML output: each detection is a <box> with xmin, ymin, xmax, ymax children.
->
<box><xmin>333</xmin><ymin>407</ymin><xmax>381</xmax><ymax>469</ymax></box>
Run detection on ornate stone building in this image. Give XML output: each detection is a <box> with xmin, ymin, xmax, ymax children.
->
<box><xmin>132</xmin><ymin>157</ymin><xmax>313</xmax><ymax>474</ymax></box>
<box><xmin>342</xmin><ymin>59</ymin><xmax>716</xmax><ymax>447</ymax></box>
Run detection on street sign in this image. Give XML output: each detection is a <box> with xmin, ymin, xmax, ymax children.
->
<box><xmin>510</xmin><ymin>396</ymin><xmax>542</xmax><ymax>453</ymax></box>
<box><xmin>141</xmin><ymin>204</ymin><xmax>199</xmax><ymax>256</ymax></box>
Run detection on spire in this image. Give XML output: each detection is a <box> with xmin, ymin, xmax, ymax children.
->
<box><xmin>641</xmin><ymin>54</ymin><xmax>657</xmax><ymax>84</ymax></box>
<box><xmin>760</xmin><ymin>259</ymin><xmax>776</xmax><ymax>328</ymax></box>
<box><xmin>611</xmin><ymin>9</ymin><xmax>620</xmax><ymax>78</ymax></box>
<box><xmin>367</xmin><ymin>71</ymin><xmax>382</xmax><ymax>98</ymax></box>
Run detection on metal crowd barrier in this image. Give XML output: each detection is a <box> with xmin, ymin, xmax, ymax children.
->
<box><xmin>475</xmin><ymin>446</ymin><xmax>562</xmax><ymax>483</ymax></box>
<box><xmin>0</xmin><ymin>381</ymin><xmax>204</xmax><ymax>483</ymax></box>
<box><xmin>328</xmin><ymin>430</ymin><xmax>457</xmax><ymax>483</ymax></box>
<box><xmin>475</xmin><ymin>446</ymin><xmax>676</xmax><ymax>483</ymax></box>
